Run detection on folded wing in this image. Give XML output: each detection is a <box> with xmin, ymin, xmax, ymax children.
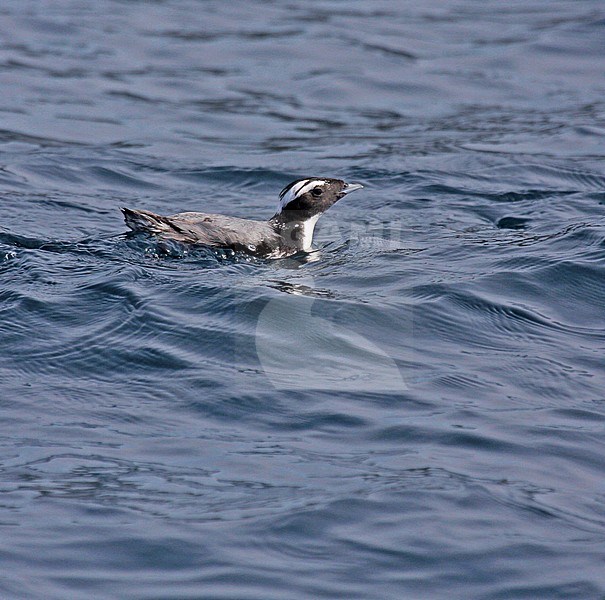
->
<box><xmin>121</xmin><ymin>208</ymin><xmax>282</xmax><ymax>254</ymax></box>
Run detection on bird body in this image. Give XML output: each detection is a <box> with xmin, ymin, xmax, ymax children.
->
<box><xmin>122</xmin><ymin>178</ymin><xmax>363</xmax><ymax>258</ymax></box>
<box><xmin>122</xmin><ymin>209</ymin><xmax>283</xmax><ymax>255</ymax></box>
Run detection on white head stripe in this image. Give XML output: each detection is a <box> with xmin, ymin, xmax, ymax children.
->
<box><xmin>278</xmin><ymin>179</ymin><xmax>327</xmax><ymax>211</ymax></box>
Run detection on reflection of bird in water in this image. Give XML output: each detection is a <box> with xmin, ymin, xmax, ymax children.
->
<box><xmin>256</xmin><ymin>280</ymin><xmax>407</xmax><ymax>392</ymax></box>
<box><xmin>266</xmin><ymin>280</ymin><xmax>338</xmax><ymax>299</ymax></box>
<box><xmin>122</xmin><ymin>178</ymin><xmax>363</xmax><ymax>258</ymax></box>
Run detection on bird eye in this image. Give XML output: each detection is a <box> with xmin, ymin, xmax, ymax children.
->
<box><xmin>311</xmin><ymin>187</ymin><xmax>323</xmax><ymax>197</ymax></box>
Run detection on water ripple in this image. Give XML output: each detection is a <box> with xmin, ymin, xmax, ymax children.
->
<box><xmin>2</xmin><ymin>0</ymin><xmax>605</xmax><ymax>598</ymax></box>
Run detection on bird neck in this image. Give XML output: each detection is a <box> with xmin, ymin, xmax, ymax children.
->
<box><xmin>269</xmin><ymin>212</ymin><xmax>321</xmax><ymax>251</ymax></box>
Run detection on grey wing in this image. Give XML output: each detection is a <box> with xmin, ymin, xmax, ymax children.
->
<box><xmin>169</xmin><ymin>212</ymin><xmax>282</xmax><ymax>251</ymax></box>
<box><xmin>122</xmin><ymin>208</ymin><xmax>283</xmax><ymax>253</ymax></box>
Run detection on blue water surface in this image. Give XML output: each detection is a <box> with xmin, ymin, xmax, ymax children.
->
<box><xmin>1</xmin><ymin>1</ymin><xmax>605</xmax><ymax>598</ymax></box>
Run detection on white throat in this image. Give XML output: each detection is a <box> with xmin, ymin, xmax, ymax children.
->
<box><xmin>299</xmin><ymin>214</ymin><xmax>321</xmax><ymax>251</ymax></box>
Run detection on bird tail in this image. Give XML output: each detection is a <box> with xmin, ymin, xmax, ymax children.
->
<box><xmin>121</xmin><ymin>207</ymin><xmax>178</xmax><ymax>234</ymax></box>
